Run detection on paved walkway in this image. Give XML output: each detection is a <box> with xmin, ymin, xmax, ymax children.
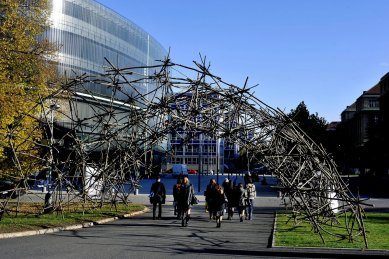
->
<box><xmin>127</xmin><ymin>194</ymin><xmax>389</xmax><ymax>258</ymax></box>
<box><xmin>3</xmin><ymin>190</ymin><xmax>389</xmax><ymax>257</ymax></box>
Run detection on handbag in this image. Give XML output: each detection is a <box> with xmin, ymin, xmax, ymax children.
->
<box><xmin>149</xmin><ymin>192</ymin><xmax>155</xmax><ymax>204</ymax></box>
<box><xmin>191</xmin><ymin>195</ymin><xmax>199</xmax><ymax>205</ymax></box>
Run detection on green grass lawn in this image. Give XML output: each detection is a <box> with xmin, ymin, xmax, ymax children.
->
<box><xmin>0</xmin><ymin>203</ymin><xmax>145</xmax><ymax>233</ymax></box>
<box><xmin>275</xmin><ymin>211</ymin><xmax>389</xmax><ymax>250</ymax></box>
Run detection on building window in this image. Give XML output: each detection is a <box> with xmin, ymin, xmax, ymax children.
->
<box><xmin>367</xmin><ymin>100</ymin><xmax>379</xmax><ymax>108</ymax></box>
<box><xmin>173</xmin><ymin>157</ymin><xmax>182</xmax><ymax>164</ymax></box>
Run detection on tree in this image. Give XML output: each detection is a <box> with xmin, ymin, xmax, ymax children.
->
<box><xmin>0</xmin><ymin>0</ymin><xmax>59</xmax><ymax>178</ymax></box>
<box><xmin>288</xmin><ymin>101</ymin><xmax>328</xmax><ymax>147</ymax></box>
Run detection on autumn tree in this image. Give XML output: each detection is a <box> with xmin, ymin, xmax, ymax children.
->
<box><xmin>0</xmin><ymin>0</ymin><xmax>59</xmax><ymax>179</ymax></box>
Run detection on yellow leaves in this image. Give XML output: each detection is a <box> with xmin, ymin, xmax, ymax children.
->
<box><xmin>0</xmin><ymin>0</ymin><xmax>58</xmax><ymax>175</ymax></box>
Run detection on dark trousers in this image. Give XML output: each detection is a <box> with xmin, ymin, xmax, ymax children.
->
<box><xmin>153</xmin><ymin>202</ymin><xmax>162</xmax><ymax>219</ymax></box>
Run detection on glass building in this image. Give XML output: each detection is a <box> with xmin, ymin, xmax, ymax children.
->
<box><xmin>167</xmin><ymin>92</ymin><xmax>241</xmax><ymax>176</ymax></box>
<box><xmin>48</xmin><ymin>0</ymin><xmax>166</xmax><ymax>91</ymax></box>
<box><xmin>43</xmin><ymin>0</ymin><xmax>167</xmax><ymax>154</ymax></box>
<box><xmin>45</xmin><ymin>0</ymin><xmax>166</xmax><ymax>113</ymax></box>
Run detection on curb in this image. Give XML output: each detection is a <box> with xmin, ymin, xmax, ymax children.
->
<box><xmin>270</xmin><ymin>211</ymin><xmax>277</xmax><ymax>248</ymax></box>
<box><xmin>0</xmin><ymin>207</ymin><xmax>150</xmax><ymax>239</ymax></box>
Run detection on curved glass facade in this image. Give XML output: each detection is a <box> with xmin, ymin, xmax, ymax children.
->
<box><xmin>46</xmin><ymin>0</ymin><xmax>167</xmax><ymax>101</ymax></box>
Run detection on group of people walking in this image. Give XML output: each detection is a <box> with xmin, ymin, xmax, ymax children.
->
<box><xmin>205</xmin><ymin>176</ymin><xmax>256</xmax><ymax>227</ymax></box>
<box><xmin>150</xmin><ymin>175</ymin><xmax>196</xmax><ymax>226</ymax></box>
<box><xmin>149</xmin><ymin>174</ymin><xmax>256</xmax><ymax>227</ymax></box>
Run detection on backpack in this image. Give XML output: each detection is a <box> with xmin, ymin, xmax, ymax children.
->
<box><xmin>246</xmin><ymin>183</ymin><xmax>255</xmax><ymax>199</ymax></box>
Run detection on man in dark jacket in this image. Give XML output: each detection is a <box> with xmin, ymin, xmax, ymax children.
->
<box><xmin>150</xmin><ymin>176</ymin><xmax>166</xmax><ymax>220</ymax></box>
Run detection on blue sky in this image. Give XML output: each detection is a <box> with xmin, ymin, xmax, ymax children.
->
<box><xmin>97</xmin><ymin>0</ymin><xmax>389</xmax><ymax>122</ymax></box>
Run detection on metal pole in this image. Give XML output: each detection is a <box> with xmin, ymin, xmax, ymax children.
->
<box><xmin>198</xmin><ymin>131</ymin><xmax>202</xmax><ymax>192</ymax></box>
<box><xmin>216</xmin><ymin>138</ymin><xmax>219</xmax><ymax>184</ymax></box>
<box><xmin>247</xmin><ymin>148</ymin><xmax>249</xmax><ymax>173</ymax></box>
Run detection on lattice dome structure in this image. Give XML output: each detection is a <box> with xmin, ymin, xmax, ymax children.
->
<box><xmin>2</xmin><ymin>57</ymin><xmax>369</xmax><ymax>247</ymax></box>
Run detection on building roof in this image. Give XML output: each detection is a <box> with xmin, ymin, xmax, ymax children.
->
<box><xmin>342</xmin><ymin>102</ymin><xmax>356</xmax><ymax>113</ymax></box>
<box><xmin>341</xmin><ymin>84</ymin><xmax>379</xmax><ymax>116</ymax></box>
<box><xmin>380</xmin><ymin>72</ymin><xmax>389</xmax><ymax>82</ymax></box>
<box><xmin>348</xmin><ymin>102</ymin><xmax>356</xmax><ymax>109</ymax></box>
<box><xmin>364</xmin><ymin>84</ymin><xmax>380</xmax><ymax>95</ymax></box>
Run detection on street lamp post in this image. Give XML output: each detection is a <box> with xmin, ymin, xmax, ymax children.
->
<box><xmin>198</xmin><ymin>132</ymin><xmax>202</xmax><ymax>193</ymax></box>
<box><xmin>247</xmin><ymin>148</ymin><xmax>250</xmax><ymax>173</ymax></box>
<box><xmin>216</xmin><ymin>137</ymin><xmax>219</xmax><ymax>184</ymax></box>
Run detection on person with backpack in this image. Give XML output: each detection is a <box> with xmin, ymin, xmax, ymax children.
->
<box><xmin>149</xmin><ymin>175</ymin><xmax>166</xmax><ymax>220</ymax></box>
<box><xmin>245</xmin><ymin>177</ymin><xmax>256</xmax><ymax>220</ymax></box>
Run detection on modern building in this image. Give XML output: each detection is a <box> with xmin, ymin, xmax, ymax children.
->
<box><xmin>167</xmin><ymin>92</ymin><xmax>242</xmax><ymax>176</ymax></box>
<box><xmin>42</xmin><ymin>0</ymin><xmax>167</xmax><ymax>154</ymax></box>
<box><xmin>168</xmin><ymin>128</ymin><xmax>225</xmax><ymax>175</ymax></box>
<box><xmin>47</xmin><ymin>0</ymin><xmax>166</xmax><ymax>99</ymax></box>
<box><xmin>167</xmin><ymin>93</ymin><xmax>224</xmax><ymax>175</ymax></box>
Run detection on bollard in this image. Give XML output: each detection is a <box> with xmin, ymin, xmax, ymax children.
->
<box><xmin>134</xmin><ymin>188</ymin><xmax>139</xmax><ymax>195</ymax></box>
